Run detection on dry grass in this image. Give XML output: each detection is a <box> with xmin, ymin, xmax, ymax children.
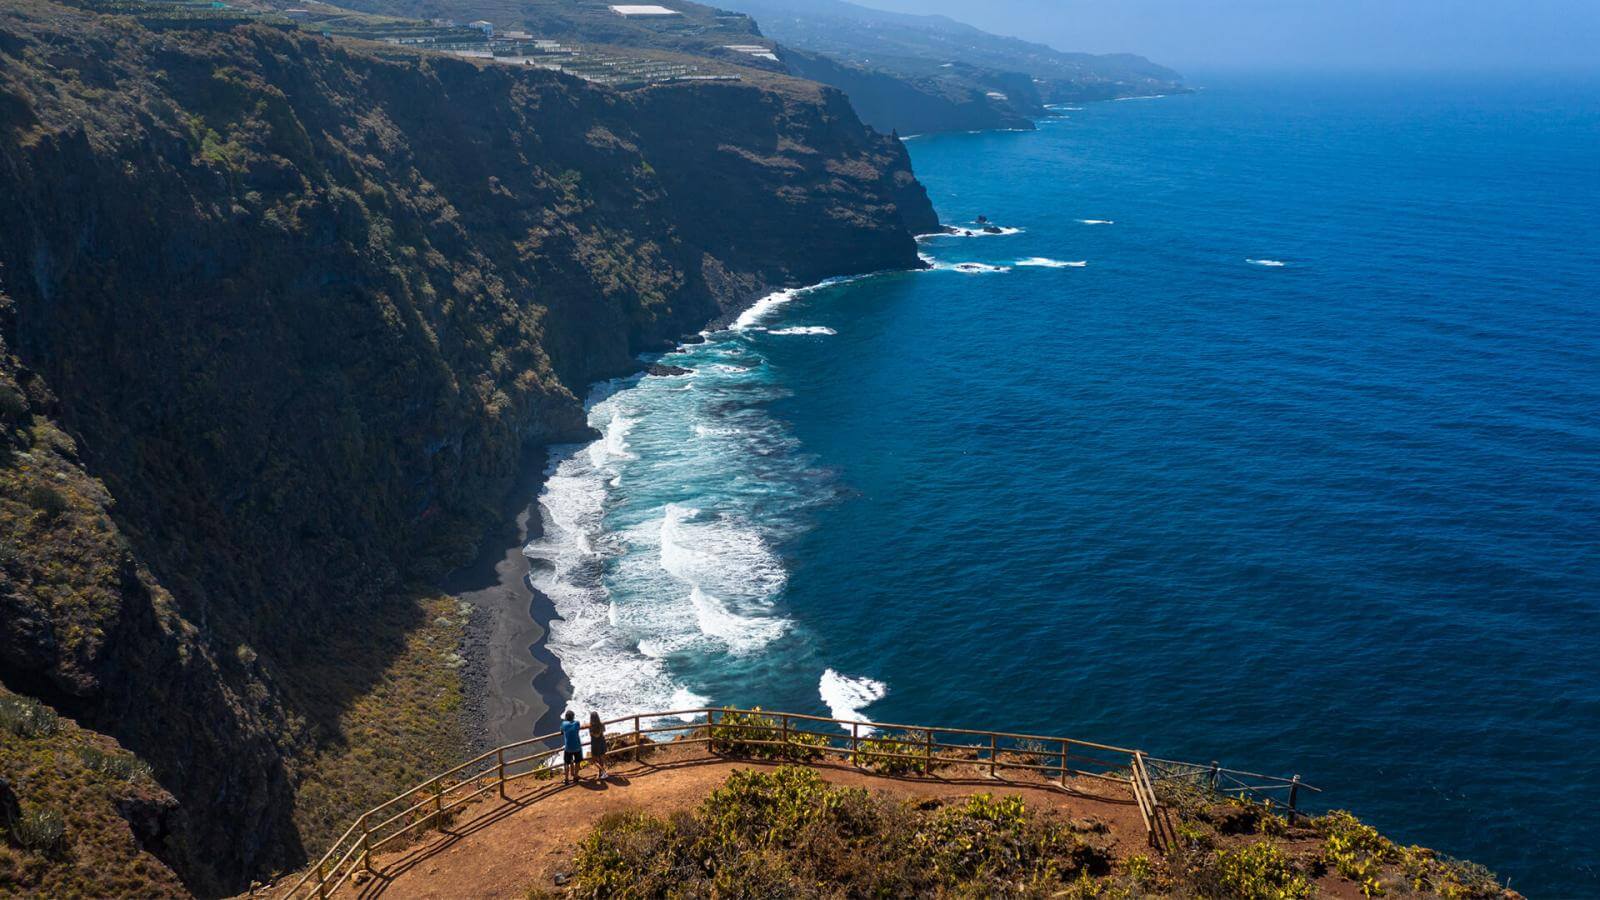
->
<box><xmin>0</xmin><ymin>686</ymin><xmax>186</xmax><ymax>898</ymax></box>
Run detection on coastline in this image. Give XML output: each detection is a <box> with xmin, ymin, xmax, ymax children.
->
<box><xmin>448</xmin><ymin>265</ymin><xmax>931</xmax><ymax>746</ymax></box>
<box><xmin>446</xmin><ymin>450</ymin><xmax>572</xmax><ymax>751</ymax></box>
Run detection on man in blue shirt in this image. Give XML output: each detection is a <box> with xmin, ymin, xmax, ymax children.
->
<box><xmin>560</xmin><ymin>710</ymin><xmax>584</xmax><ymax>784</ymax></box>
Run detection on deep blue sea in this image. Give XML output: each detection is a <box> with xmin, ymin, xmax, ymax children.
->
<box><xmin>527</xmin><ymin>73</ymin><xmax>1600</xmax><ymax>895</ymax></box>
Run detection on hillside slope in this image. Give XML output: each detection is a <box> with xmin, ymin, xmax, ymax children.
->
<box><xmin>0</xmin><ymin>1</ymin><xmax>935</xmax><ymax>893</ymax></box>
<box><xmin>715</xmin><ymin>0</ymin><xmax>1185</xmax><ymax>132</ymax></box>
<box><xmin>299</xmin><ymin>0</ymin><xmax>1180</xmax><ymax>135</ymax></box>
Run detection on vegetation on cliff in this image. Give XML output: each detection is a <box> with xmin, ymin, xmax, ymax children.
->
<box><xmin>0</xmin><ymin>0</ymin><xmax>935</xmax><ymax>891</ymax></box>
<box><xmin>562</xmin><ymin>766</ymin><xmax>1114</xmax><ymax>898</ymax></box>
<box><xmin>548</xmin><ymin>765</ymin><xmax>1513</xmax><ymax>899</ymax></box>
<box><xmin>0</xmin><ymin>686</ymin><xmax>186</xmax><ymax>898</ymax></box>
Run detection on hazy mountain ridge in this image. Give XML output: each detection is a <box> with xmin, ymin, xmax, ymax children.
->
<box><xmin>714</xmin><ymin>0</ymin><xmax>1184</xmax><ymax>132</ymax></box>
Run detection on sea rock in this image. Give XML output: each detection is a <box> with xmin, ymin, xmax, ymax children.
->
<box><xmin>647</xmin><ymin>364</ymin><xmax>692</xmax><ymax>377</ymax></box>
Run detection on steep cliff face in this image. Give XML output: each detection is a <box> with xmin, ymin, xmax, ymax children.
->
<box><xmin>0</xmin><ymin>0</ymin><xmax>936</xmax><ymax>892</ymax></box>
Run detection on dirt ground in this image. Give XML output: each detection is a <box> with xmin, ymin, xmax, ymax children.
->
<box><xmin>347</xmin><ymin>747</ymin><xmax>1154</xmax><ymax>899</ymax></box>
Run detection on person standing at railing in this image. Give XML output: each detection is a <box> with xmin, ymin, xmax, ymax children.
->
<box><xmin>589</xmin><ymin>711</ymin><xmax>610</xmax><ymax>781</ymax></box>
<box><xmin>561</xmin><ymin>710</ymin><xmax>584</xmax><ymax>784</ymax></box>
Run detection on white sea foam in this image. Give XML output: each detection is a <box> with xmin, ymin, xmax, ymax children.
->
<box><xmin>818</xmin><ymin>669</ymin><xmax>888</xmax><ymax>733</ymax></box>
<box><xmin>588</xmin><ymin>408</ymin><xmax>637</xmax><ymax>467</ymax></box>
<box><xmin>658</xmin><ymin>504</ymin><xmax>789</xmax><ymax>654</ymax></box>
<box><xmin>733</xmin><ymin>287</ymin><xmax>801</xmax><ymax>330</ymax></box>
<box><xmin>1247</xmin><ymin>258</ymin><xmax>1288</xmax><ymax>267</ymax></box>
<box><xmin>1077</xmin><ymin>219</ymin><xmax>1114</xmax><ymax>225</ymax></box>
<box><xmin>526</xmin><ymin>385</ymin><xmax>715</xmax><ymax>726</ymax></box>
<box><xmin>948</xmin><ymin>262</ymin><xmax>1012</xmax><ymax>274</ymax></box>
<box><xmin>923</xmin><ymin>225</ymin><xmax>1024</xmax><ymax>239</ymax></box>
<box><xmin>1016</xmin><ymin>257</ymin><xmax>1088</xmax><ymax>268</ymax></box>
<box><xmin>768</xmin><ymin>326</ymin><xmax>837</xmax><ymax>336</ymax></box>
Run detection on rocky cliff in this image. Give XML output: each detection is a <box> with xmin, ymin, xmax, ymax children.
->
<box><xmin>0</xmin><ymin>0</ymin><xmax>936</xmax><ymax>893</ymax></box>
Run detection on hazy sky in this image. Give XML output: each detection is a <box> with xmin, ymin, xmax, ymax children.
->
<box><xmin>846</xmin><ymin>0</ymin><xmax>1600</xmax><ymax>72</ymax></box>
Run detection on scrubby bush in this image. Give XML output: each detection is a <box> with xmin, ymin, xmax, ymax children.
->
<box><xmin>1313</xmin><ymin>810</ymin><xmax>1506</xmax><ymax>898</ymax></box>
<box><xmin>0</xmin><ymin>695</ymin><xmax>60</xmax><ymax>738</ymax></box>
<box><xmin>1200</xmin><ymin>840</ymin><xmax>1312</xmax><ymax>900</ymax></box>
<box><xmin>707</xmin><ymin>708</ymin><xmax>829</xmax><ymax>762</ymax></box>
<box><xmin>25</xmin><ymin>483</ymin><xmax>69</xmax><ymax>521</ymax></box>
<box><xmin>10</xmin><ymin>807</ymin><xmax>66</xmax><ymax>852</ymax></box>
<box><xmin>1013</xmin><ymin>738</ymin><xmax>1061</xmax><ymax>769</ymax></box>
<box><xmin>75</xmin><ymin>746</ymin><xmax>154</xmax><ymax>783</ymax></box>
<box><xmin>857</xmin><ymin>728</ymin><xmax>933</xmax><ymax>775</ymax></box>
<box><xmin>0</xmin><ymin>385</ymin><xmax>26</xmax><ymax>424</ymax></box>
<box><xmin>569</xmin><ymin>766</ymin><xmax>1110</xmax><ymax>898</ymax></box>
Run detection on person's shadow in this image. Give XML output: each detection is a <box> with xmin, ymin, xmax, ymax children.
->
<box><xmin>575</xmin><ymin>773</ymin><xmax>632</xmax><ymax>790</ymax></box>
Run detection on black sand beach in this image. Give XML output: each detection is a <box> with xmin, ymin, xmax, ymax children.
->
<box><xmin>444</xmin><ymin>454</ymin><xmax>572</xmax><ymax>751</ymax></box>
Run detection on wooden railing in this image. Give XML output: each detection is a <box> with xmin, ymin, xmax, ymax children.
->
<box><xmin>1142</xmin><ymin>756</ymin><xmax>1323</xmax><ymax>816</ymax></box>
<box><xmin>277</xmin><ymin>707</ymin><xmax>1317</xmax><ymax>898</ymax></box>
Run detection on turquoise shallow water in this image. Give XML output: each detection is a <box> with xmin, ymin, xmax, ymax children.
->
<box><xmin>527</xmin><ymin>73</ymin><xmax>1600</xmax><ymax>894</ymax></box>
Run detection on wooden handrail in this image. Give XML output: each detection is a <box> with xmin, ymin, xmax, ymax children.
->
<box><xmin>278</xmin><ymin>706</ymin><xmax>1314</xmax><ymax>898</ymax></box>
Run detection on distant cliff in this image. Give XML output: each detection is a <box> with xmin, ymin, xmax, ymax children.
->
<box><xmin>0</xmin><ymin>0</ymin><xmax>935</xmax><ymax>893</ymax></box>
<box><xmin>715</xmin><ymin>0</ymin><xmax>1186</xmax><ymax>135</ymax></box>
<box><xmin>779</xmin><ymin>47</ymin><xmax>1039</xmax><ymax>136</ymax></box>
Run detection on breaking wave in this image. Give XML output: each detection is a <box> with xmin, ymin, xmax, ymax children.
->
<box><xmin>659</xmin><ymin>504</ymin><xmax>790</xmax><ymax>654</ymax></box>
<box><xmin>1247</xmin><ymin>258</ymin><xmax>1288</xmax><ymax>267</ymax></box>
<box><xmin>1017</xmin><ymin>257</ymin><xmax>1088</xmax><ymax>268</ymax></box>
<box><xmin>818</xmin><ymin>669</ymin><xmax>888</xmax><ymax>733</ymax></box>
<box><xmin>1077</xmin><ymin>219</ymin><xmax>1114</xmax><ymax>225</ymax></box>
<box><xmin>923</xmin><ymin>225</ymin><xmax>1024</xmax><ymax>239</ymax></box>
<box><xmin>520</xmin><ymin>279</ymin><xmax>854</xmax><ymax>727</ymax></box>
<box><xmin>768</xmin><ymin>326</ymin><xmax>837</xmax><ymax>336</ymax></box>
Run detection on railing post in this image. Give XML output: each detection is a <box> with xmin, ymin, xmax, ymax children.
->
<box><xmin>989</xmin><ymin>734</ymin><xmax>998</xmax><ymax>778</ymax></box>
<box><xmin>924</xmin><ymin>730</ymin><xmax>934</xmax><ymax>775</ymax></box>
<box><xmin>432</xmin><ymin>779</ymin><xmax>444</xmax><ymax>830</ymax></box>
<box><xmin>1288</xmin><ymin>774</ymin><xmax>1301</xmax><ymax>820</ymax></box>
<box><xmin>781</xmin><ymin>713</ymin><xmax>790</xmax><ymax>752</ymax></box>
<box><xmin>497</xmin><ymin>747</ymin><xmax>507</xmax><ymax>800</ymax></box>
<box><xmin>1208</xmin><ymin>761</ymin><xmax>1220</xmax><ymax>791</ymax></box>
<box><xmin>634</xmin><ymin>715</ymin><xmax>642</xmax><ymax>763</ymax></box>
<box><xmin>1059</xmin><ymin>739</ymin><xmax>1069</xmax><ymax>785</ymax></box>
<box><xmin>851</xmin><ymin>722</ymin><xmax>859</xmax><ymax>767</ymax></box>
<box><xmin>316</xmin><ymin>859</ymin><xmax>328</xmax><ymax>900</ymax></box>
<box><xmin>361</xmin><ymin>813</ymin><xmax>374</xmax><ymax>875</ymax></box>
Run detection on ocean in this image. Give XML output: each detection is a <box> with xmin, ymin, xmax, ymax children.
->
<box><xmin>524</xmin><ymin>73</ymin><xmax>1600</xmax><ymax>894</ymax></box>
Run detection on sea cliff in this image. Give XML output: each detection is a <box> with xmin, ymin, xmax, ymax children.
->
<box><xmin>0</xmin><ymin>0</ymin><xmax>935</xmax><ymax>893</ymax></box>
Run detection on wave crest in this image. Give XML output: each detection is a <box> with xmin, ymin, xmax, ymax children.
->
<box><xmin>819</xmin><ymin>669</ymin><xmax>888</xmax><ymax>733</ymax></box>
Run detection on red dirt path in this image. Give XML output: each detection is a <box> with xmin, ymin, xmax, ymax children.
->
<box><xmin>349</xmin><ymin>749</ymin><xmax>1151</xmax><ymax>899</ymax></box>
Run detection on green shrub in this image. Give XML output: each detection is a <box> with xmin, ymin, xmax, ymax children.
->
<box><xmin>0</xmin><ymin>385</ymin><xmax>26</xmax><ymax>424</ymax></box>
<box><xmin>1312</xmin><ymin>810</ymin><xmax>1505</xmax><ymax>898</ymax></box>
<box><xmin>25</xmin><ymin>483</ymin><xmax>69</xmax><ymax>521</ymax></box>
<box><xmin>1202</xmin><ymin>840</ymin><xmax>1311</xmax><ymax>900</ymax></box>
<box><xmin>569</xmin><ymin>766</ymin><xmax>1108</xmax><ymax>898</ymax></box>
<box><xmin>75</xmin><ymin>746</ymin><xmax>154</xmax><ymax>783</ymax></box>
<box><xmin>0</xmin><ymin>695</ymin><xmax>60</xmax><ymax>738</ymax></box>
<box><xmin>707</xmin><ymin>708</ymin><xmax>828</xmax><ymax>762</ymax></box>
<box><xmin>857</xmin><ymin>728</ymin><xmax>932</xmax><ymax>775</ymax></box>
<box><xmin>10</xmin><ymin>807</ymin><xmax>66</xmax><ymax>852</ymax></box>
